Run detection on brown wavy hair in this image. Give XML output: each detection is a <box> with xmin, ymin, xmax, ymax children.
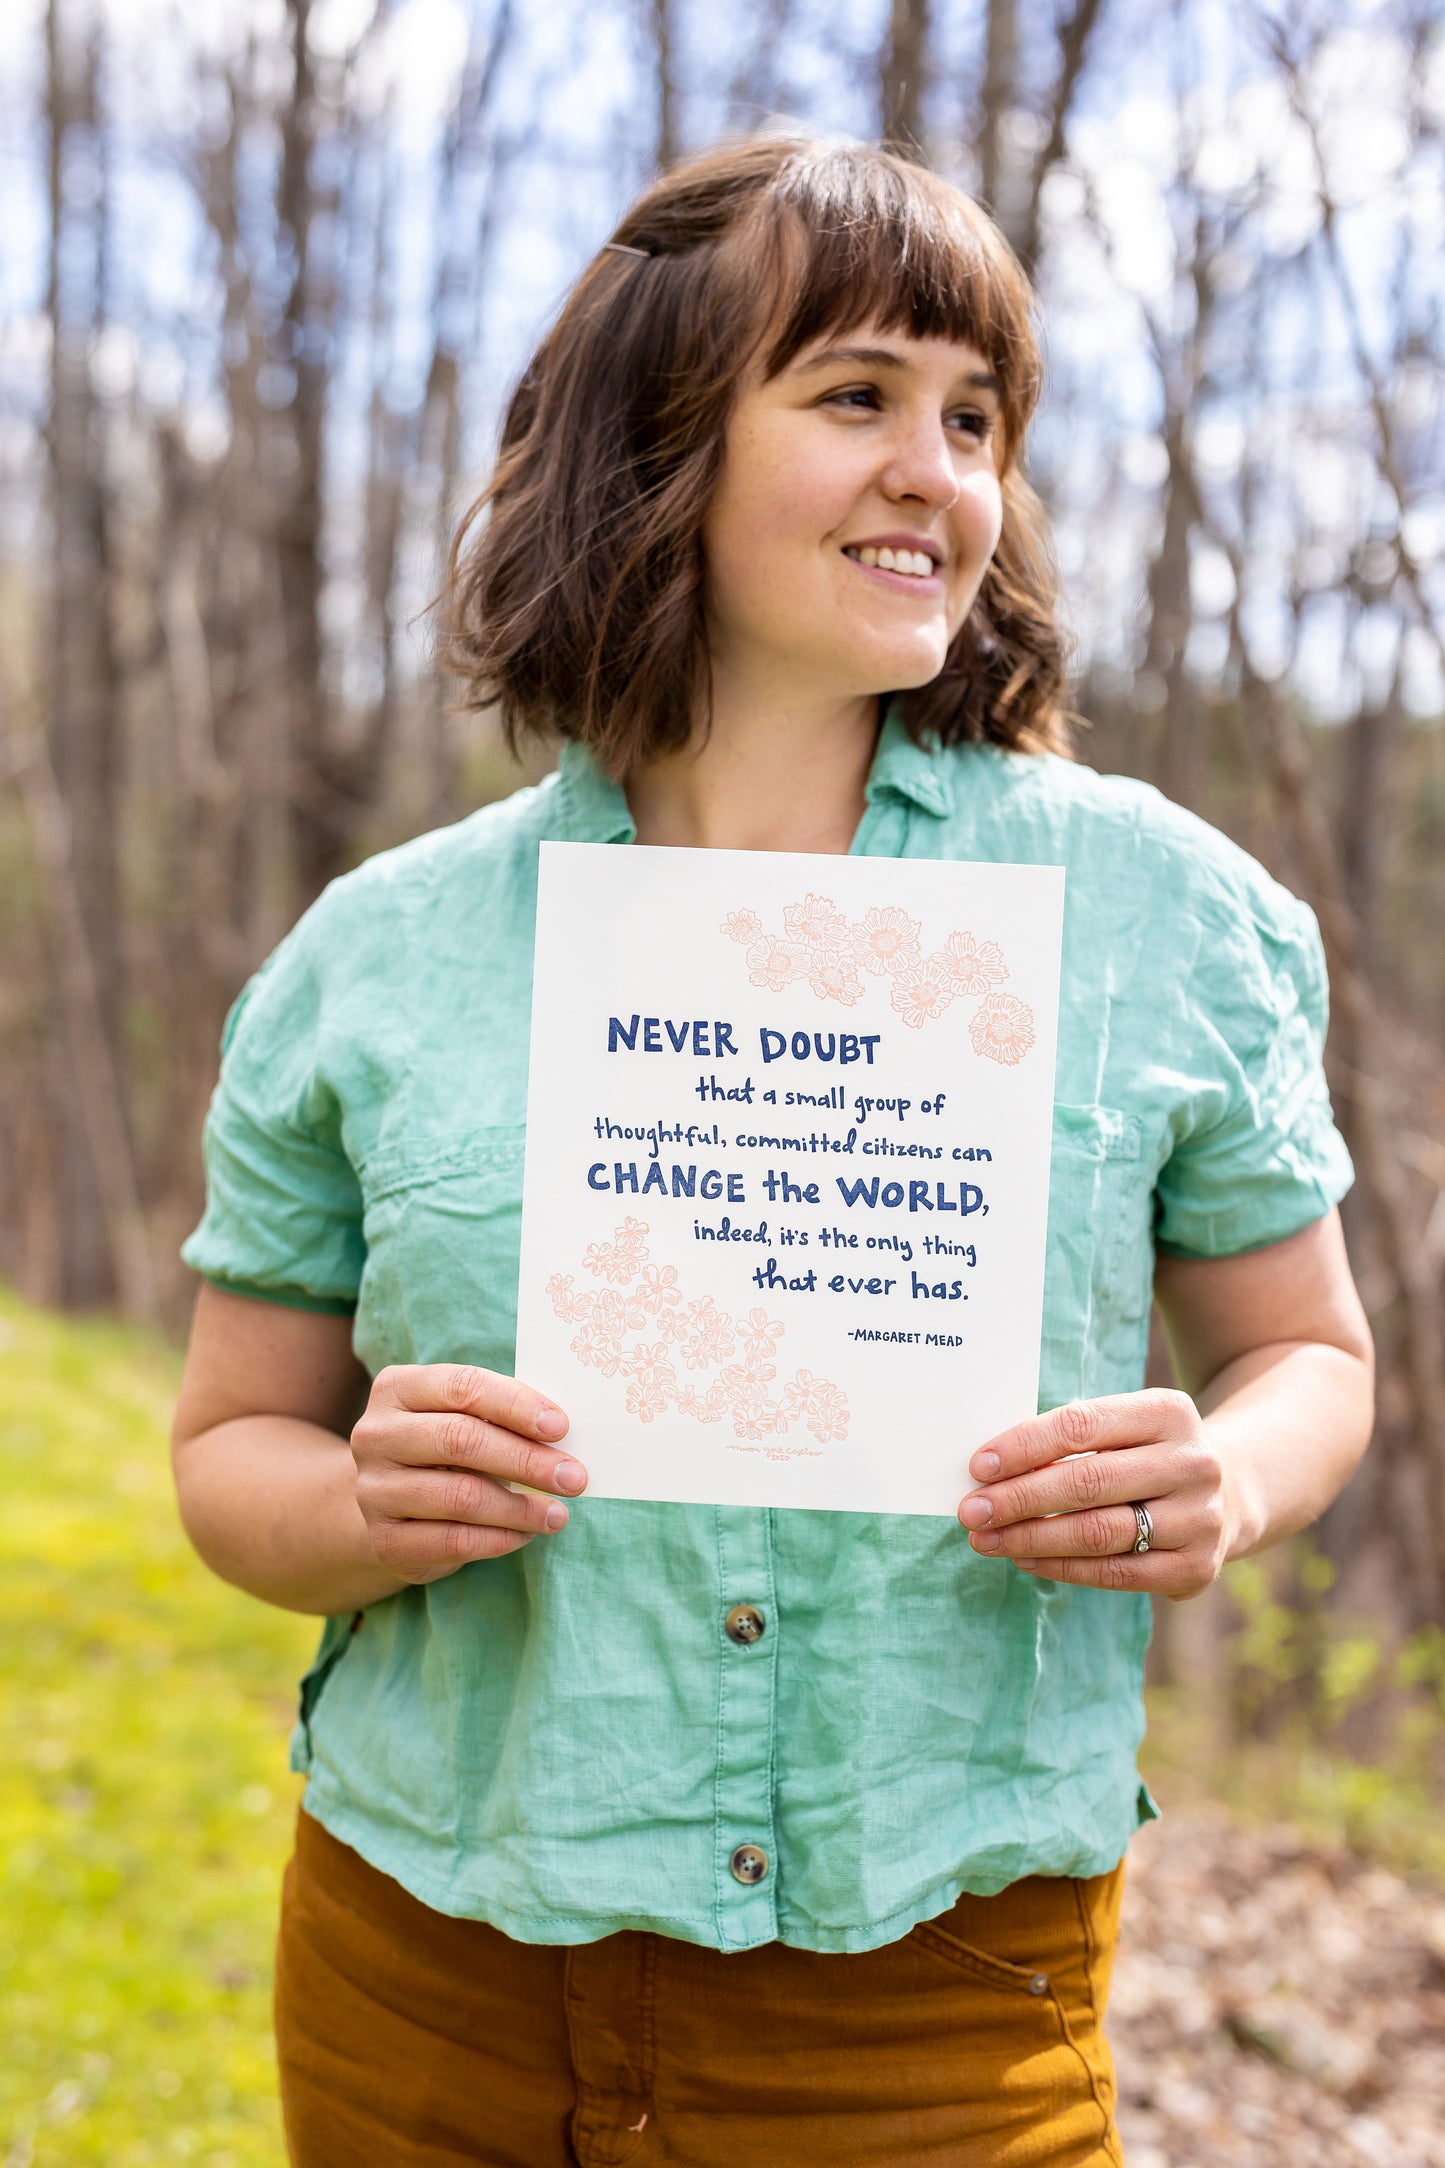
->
<box><xmin>443</xmin><ymin>132</ymin><xmax>1077</xmax><ymax>775</ymax></box>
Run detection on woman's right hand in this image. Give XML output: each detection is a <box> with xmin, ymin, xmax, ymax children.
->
<box><xmin>350</xmin><ymin>1364</ymin><xmax>587</xmax><ymax>1583</ymax></box>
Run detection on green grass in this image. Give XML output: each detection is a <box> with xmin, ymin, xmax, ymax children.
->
<box><xmin>0</xmin><ymin>1290</ymin><xmax>313</xmax><ymax>2166</ymax></box>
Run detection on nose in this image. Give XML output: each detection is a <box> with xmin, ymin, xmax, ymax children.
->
<box><xmin>878</xmin><ymin>410</ymin><xmax>961</xmax><ymax>511</ymax></box>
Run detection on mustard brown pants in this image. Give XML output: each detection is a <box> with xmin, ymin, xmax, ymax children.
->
<box><xmin>275</xmin><ymin>1808</ymin><xmax>1126</xmax><ymax>2167</ymax></box>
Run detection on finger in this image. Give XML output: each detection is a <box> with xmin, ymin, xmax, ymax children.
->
<box><xmin>1010</xmin><ymin>1548</ymin><xmax>1208</xmax><ymax>1597</ymax></box>
<box><xmin>959</xmin><ymin>1444</ymin><xmax>1180</xmax><ymax>1532</ymax></box>
<box><xmin>367</xmin><ymin>1514</ymin><xmax>538</xmax><ymax>1581</ymax></box>
<box><xmin>968</xmin><ymin>1390</ymin><xmax>1197</xmax><ymax>1485</ymax></box>
<box><xmin>969</xmin><ymin>1499</ymin><xmax>1173</xmax><ymax>1560</ymax></box>
<box><xmin>354</xmin><ymin>1406</ymin><xmax>588</xmax><ymax>1498</ymax></box>
<box><xmin>360</xmin><ymin>1464</ymin><xmax>573</xmax><ymax>1537</ymax></box>
<box><xmin>372</xmin><ymin>1362</ymin><xmax>570</xmax><ymax>1446</ymax></box>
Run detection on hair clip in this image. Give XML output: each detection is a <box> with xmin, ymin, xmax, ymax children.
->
<box><xmin>602</xmin><ymin>240</ymin><xmax>651</xmax><ymax>259</ymax></box>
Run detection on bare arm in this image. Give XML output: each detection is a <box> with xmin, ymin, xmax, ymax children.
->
<box><xmin>171</xmin><ymin>1283</ymin><xmax>587</xmax><ymax>1616</ymax></box>
<box><xmin>956</xmin><ymin>1209</ymin><xmax>1374</xmax><ymax>1596</ymax></box>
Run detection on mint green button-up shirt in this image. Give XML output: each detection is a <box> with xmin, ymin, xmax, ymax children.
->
<box><xmin>182</xmin><ymin>707</ymin><xmax>1352</xmax><ymax>1953</ymax></box>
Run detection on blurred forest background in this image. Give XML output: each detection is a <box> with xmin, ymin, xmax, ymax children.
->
<box><xmin>2</xmin><ymin>0</ymin><xmax>1445</xmax><ymax>1808</ymax></box>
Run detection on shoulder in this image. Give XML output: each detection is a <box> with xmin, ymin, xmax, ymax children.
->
<box><xmin>224</xmin><ymin>772</ymin><xmax>562</xmax><ymax>1046</ymax></box>
<box><xmin>280</xmin><ymin>772</ymin><xmax>561</xmax><ymax>959</ymax></box>
<box><xmin>957</xmin><ymin>746</ymin><xmax>1316</xmax><ymax>951</ymax></box>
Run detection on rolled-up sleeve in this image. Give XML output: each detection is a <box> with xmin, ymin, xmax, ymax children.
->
<box><xmin>181</xmin><ymin>897</ymin><xmax>364</xmax><ymax>1314</ymax></box>
<box><xmin>1152</xmin><ymin>881</ymin><xmax>1354</xmax><ymax>1258</ymax></box>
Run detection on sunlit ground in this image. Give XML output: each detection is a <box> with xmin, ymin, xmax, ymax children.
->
<box><xmin>0</xmin><ymin>1291</ymin><xmax>311</xmax><ymax>2166</ymax></box>
<box><xmin>3</xmin><ymin>1288</ymin><xmax>1441</xmax><ymax>2164</ymax></box>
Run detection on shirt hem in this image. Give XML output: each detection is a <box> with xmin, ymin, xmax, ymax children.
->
<box><xmin>297</xmin><ymin>1785</ymin><xmax>1143</xmax><ymax>1956</ymax></box>
<box><xmin>192</xmin><ymin>1270</ymin><xmax>358</xmax><ymax>1318</ymax></box>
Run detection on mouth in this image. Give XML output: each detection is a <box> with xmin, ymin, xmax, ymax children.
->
<box><xmin>842</xmin><ymin>542</ymin><xmax>942</xmax><ymax>586</ymax></box>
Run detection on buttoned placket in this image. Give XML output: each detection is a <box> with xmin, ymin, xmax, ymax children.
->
<box><xmin>553</xmin><ymin>708</ymin><xmax>951</xmax><ymax>1951</ymax></box>
<box><xmin>710</xmin><ymin>1502</ymin><xmax>780</xmax><ymax>1946</ymax></box>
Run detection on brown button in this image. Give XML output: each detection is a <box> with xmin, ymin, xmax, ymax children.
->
<box><xmin>1028</xmin><ymin>1973</ymin><xmax>1049</xmax><ymax>1996</ymax></box>
<box><xmin>725</xmin><ymin>1604</ymin><xmax>766</xmax><ymax>1645</ymax></box>
<box><xmin>730</xmin><ymin>1844</ymin><xmax>769</xmax><ymax>1885</ymax></box>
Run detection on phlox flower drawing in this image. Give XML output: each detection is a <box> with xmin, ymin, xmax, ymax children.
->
<box><xmin>547</xmin><ymin>1224</ymin><xmax>849</xmax><ymax>1459</ymax></box>
<box><xmin>721</xmin><ymin>895</ymin><xmax>1034</xmax><ymax>1059</ymax></box>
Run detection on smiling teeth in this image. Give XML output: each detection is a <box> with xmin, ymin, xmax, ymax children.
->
<box><xmin>847</xmin><ymin>546</ymin><xmax>935</xmax><ymax>577</ymax></box>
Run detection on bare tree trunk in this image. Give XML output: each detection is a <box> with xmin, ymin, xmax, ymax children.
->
<box><xmin>650</xmin><ymin>0</ymin><xmax>678</xmax><ymax>170</ymax></box>
<box><xmin>1147</xmin><ymin>413</ymin><xmax>1203</xmax><ymax>809</ymax></box>
<box><xmin>1014</xmin><ymin>0</ymin><xmax>1104</xmax><ymax>281</ymax></box>
<box><xmin>1338</xmin><ymin>664</ymin><xmax>1405</xmax><ymax>985</ymax></box>
<box><xmin>976</xmin><ymin>0</ymin><xmax>1016</xmax><ymax>217</ymax></box>
<box><xmin>45</xmin><ymin>0</ymin><xmax>125</xmax><ymax>1304</ymax></box>
<box><xmin>277</xmin><ymin>0</ymin><xmax>335</xmax><ymax>903</ymax></box>
<box><xmin>0</xmin><ymin>667</ymin><xmax>156</xmax><ymax>1323</ymax></box>
<box><xmin>881</xmin><ymin>0</ymin><xmax>930</xmax><ymax>154</ymax></box>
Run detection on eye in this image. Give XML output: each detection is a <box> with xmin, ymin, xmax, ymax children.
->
<box><xmin>823</xmin><ymin>383</ymin><xmax>883</xmax><ymax>411</ymax></box>
<box><xmin>949</xmin><ymin>409</ymin><xmax>994</xmax><ymax>441</ymax></box>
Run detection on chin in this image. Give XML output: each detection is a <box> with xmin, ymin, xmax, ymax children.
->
<box><xmin>851</xmin><ymin>642</ymin><xmax>949</xmax><ymax>694</ymax></box>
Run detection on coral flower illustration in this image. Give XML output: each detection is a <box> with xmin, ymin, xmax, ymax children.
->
<box><xmin>681</xmin><ymin>1295</ymin><xmax>735</xmax><ymax>1371</ymax></box>
<box><xmin>889</xmin><ymin>961</ymin><xmax>953</xmax><ymax>1029</ymax></box>
<box><xmin>625</xmin><ymin>1366</ymin><xmax>675</xmax><ymax>1423</ymax></box>
<box><xmin>739</xmin><ymin>1307</ymin><xmax>784</xmax><ymax>1359</ymax></box>
<box><xmin>850</xmin><ymin>905</ymin><xmax>923</xmax><ymax>979</ymax></box>
<box><xmin>970</xmin><ymin>991</ymin><xmax>1036</xmax><ymax>1066</ymax></box>
<box><xmin>746</xmin><ymin>934</ymin><xmax>808</xmax><ymax>993</ymax></box>
<box><xmin>782</xmin><ymin>892</ymin><xmax>850</xmax><ymax>949</ymax></box>
<box><xmin>807</xmin><ymin>950</ymin><xmax>865</xmax><ymax>1006</ymax></box>
<box><xmin>548</xmin><ymin>1223</ymin><xmax>845</xmax><ymax>1452</ymax></box>
<box><xmin>637</xmin><ymin>1262</ymin><xmax>682</xmax><ymax>1315</ymax></box>
<box><xmin>931</xmin><ymin>930</ymin><xmax>1008</xmax><ymax>996</ymax></box>
<box><xmin>801</xmin><ymin>1380</ymin><xmax>849</xmax><ymax>1444</ymax></box>
<box><xmin>723</xmin><ymin>896</ymin><xmax>1028</xmax><ymax>1057</ymax></box>
<box><xmin>584</xmin><ymin>1217</ymin><xmax>650</xmax><ymax>1283</ymax></box>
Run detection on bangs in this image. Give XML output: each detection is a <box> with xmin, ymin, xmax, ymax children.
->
<box><xmin>753</xmin><ymin>144</ymin><xmax>1040</xmax><ymax>446</ymax></box>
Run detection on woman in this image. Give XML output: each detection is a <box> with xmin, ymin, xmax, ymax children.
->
<box><xmin>171</xmin><ymin>134</ymin><xmax>1373</xmax><ymax>2166</ymax></box>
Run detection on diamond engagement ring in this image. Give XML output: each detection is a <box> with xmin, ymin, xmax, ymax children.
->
<box><xmin>1130</xmin><ymin>1504</ymin><xmax>1154</xmax><ymax>1555</ymax></box>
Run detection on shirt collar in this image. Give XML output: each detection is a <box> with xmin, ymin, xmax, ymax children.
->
<box><xmin>555</xmin><ymin>739</ymin><xmax>636</xmax><ymax>843</ymax></box>
<box><xmin>864</xmin><ymin>696</ymin><xmax>956</xmax><ymax>820</ymax></box>
<box><xmin>553</xmin><ymin>695</ymin><xmax>955</xmax><ymax>841</ymax></box>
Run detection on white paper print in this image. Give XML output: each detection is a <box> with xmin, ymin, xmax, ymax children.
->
<box><xmin>514</xmin><ymin>842</ymin><xmax>1065</xmax><ymax>1516</ymax></box>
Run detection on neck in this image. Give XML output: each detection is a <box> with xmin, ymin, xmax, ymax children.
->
<box><xmin>626</xmin><ymin>668</ymin><xmax>881</xmax><ymax>854</ymax></box>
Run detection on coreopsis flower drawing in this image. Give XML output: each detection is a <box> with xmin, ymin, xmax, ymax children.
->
<box><xmin>806</xmin><ymin>948</ymin><xmax>866</xmax><ymax>1006</ymax></box>
<box><xmin>783</xmin><ymin>892</ymin><xmax>850</xmax><ymax>949</ymax></box>
<box><xmin>850</xmin><ymin>905</ymin><xmax>923</xmax><ymax>978</ymax></box>
<box><xmin>547</xmin><ymin>1222</ymin><xmax>847</xmax><ymax>1456</ymax></box>
<box><xmin>970</xmin><ymin>991</ymin><xmax>1037</xmax><ymax>1066</ymax></box>
<box><xmin>931</xmin><ymin>929</ymin><xmax>1009</xmax><ymax>996</ymax></box>
<box><xmin>721</xmin><ymin>896</ymin><xmax>1032</xmax><ymax>1059</ymax></box>
<box><xmin>745</xmin><ymin>933</ymin><xmax>808</xmax><ymax>992</ymax></box>
<box><xmin>889</xmin><ymin>959</ymin><xmax>953</xmax><ymax>1029</ymax></box>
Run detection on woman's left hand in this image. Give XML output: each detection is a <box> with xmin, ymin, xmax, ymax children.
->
<box><xmin>957</xmin><ymin>1389</ymin><xmax>1233</xmax><ymax>1600</ymax></box>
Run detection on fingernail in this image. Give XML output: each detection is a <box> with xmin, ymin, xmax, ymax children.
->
<box><xmin>959</xmin><ymin>1495</ymin><xmax>993</xmax><ymax>1528</ymax></box>
<box><xmin>972</xmin><ymin>1450</ymin><xmax>1001</xmax><ymax>1479</ymax></box>
<box><xmin>545</xmin><ymin>1501</ymin><xmax>569</xmax><ymax>1531</ymax></box>
<box><xmin>553</xmin><ymin>1459</ymin><xmax>587</xmax><ymax>1495</ymax></box>
<box><xmin>536</xmin><ymin>1407</ymin><xmax>567</xmax><ymax>1441</ymax></box>
<box><xmin>972</xmin><ymin>1531</ymin><xmax>1002</xmax><ymax>1553</ymax></box>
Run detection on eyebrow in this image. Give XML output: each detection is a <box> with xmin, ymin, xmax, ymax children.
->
<box><xmin>793</xmin><ymin>343</ymin><xmax>1002</xmax><ymax>395</ymax></box>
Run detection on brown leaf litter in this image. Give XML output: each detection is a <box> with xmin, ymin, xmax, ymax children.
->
<box><xmin>1111</xmin><ymin>1808</ymin><xmax>1445</xmax><ymax>2166</ymax></box>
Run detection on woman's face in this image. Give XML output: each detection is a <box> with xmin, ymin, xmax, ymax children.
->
<box><xmin>700</xmin><ymin>321</ymin><xmax>1006</xmax><ymax>704</ymax></box>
